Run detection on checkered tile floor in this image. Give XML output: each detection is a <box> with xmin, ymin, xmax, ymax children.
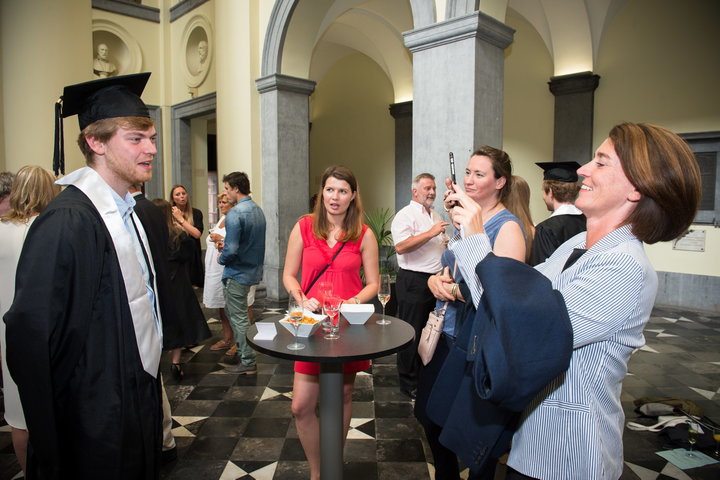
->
<box><xmin>1</xmin><ymin>299</ymin><xmax>718</xmax><ymax>479</ymax></box>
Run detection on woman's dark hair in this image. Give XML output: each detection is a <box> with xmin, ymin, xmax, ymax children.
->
<box><xmin>610</xmin><ymin>122</ymin><xmax>701</xmax><ymax>243</ymax></box>
<box><xmin>152</xmin><ymin>198</ymin><xmax>183</xmax><ymax>253</ymax></box>
<box><xmin>471</xmin><ymin>145</ymin><xmax>513</xmax><ymax>204</ymax></box>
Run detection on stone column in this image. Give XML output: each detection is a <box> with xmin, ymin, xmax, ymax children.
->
<box><xmin>403</xmin><ymin>11</ymin><xmax>514</xmax><ymax>187</ymax></box>
<box><xmin>548</xmin><ymin>71</ymin><xmax>600</xmax><ymax>164</ymax></box>
<box><xmin>389</xmin><ymin>101</ymin><xmax>412</xmax><ymax>211</ymax></box>
<box><xmin>256</xmin><ymin>74</ymin><xmax>316</xmax><ymax>302</ymax></box>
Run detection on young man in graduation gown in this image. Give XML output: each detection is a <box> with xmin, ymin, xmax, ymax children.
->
<box><xmin>529</xmin><ymin>162</ymin><xmax>587</xmax><ymax>266</ymax></box>
<box><xmin>4</xmin><ymin>73</ymin><xmax>164</xmax><ymax>479</ymax></box>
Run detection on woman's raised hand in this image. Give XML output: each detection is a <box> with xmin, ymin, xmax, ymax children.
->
<box><xmin>446</xmin><ymin>187</ymin><xmax>485</xmax><ymax>236</ymax></box>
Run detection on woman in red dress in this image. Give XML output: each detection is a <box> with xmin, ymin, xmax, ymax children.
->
<box><xmin>283</xmin><ymin>165</ymin><xmax>379</xmax><ymax>480</ymax></box>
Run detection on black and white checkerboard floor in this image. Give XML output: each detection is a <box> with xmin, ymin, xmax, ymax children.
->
<box><xmin>1</xmin><ymin>298</ymin><xmax>718</xmax><ymax>479</ymax></box>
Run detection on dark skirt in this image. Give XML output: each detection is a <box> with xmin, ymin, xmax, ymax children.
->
<box><xmin>162</xmin><ymin>234</ymin><xmax>211</xmax><ymax>349</ymax></box>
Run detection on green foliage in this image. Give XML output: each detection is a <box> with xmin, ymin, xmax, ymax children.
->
<box><xmin>365</xmin><ymin>208</ymin><xmax>397</xmax><ymax>276</ymax></box>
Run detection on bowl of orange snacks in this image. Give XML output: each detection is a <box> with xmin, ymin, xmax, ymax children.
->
<box><xmin>279</xmin><ymin>310</ymin><xmax>325</xmax><ymax>337</ymax></box>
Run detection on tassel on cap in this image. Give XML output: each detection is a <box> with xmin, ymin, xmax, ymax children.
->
<box><xmin>53</xmin><ymin>98</ymin><xmax>64</xmax><ymax>176</ymax></box>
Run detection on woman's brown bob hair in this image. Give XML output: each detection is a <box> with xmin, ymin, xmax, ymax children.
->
<box><xmin>611</xmin><ymin>122</ymin><xmax>701</xmax><ymax>244</ymax></box>
<box><xmin>311</xmin><ymin>165</ymin><xmax>365</xmax><ymax>243</ymax></box>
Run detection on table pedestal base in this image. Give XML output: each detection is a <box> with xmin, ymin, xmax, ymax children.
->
<box><xmin>319</xmin><ymin>362</ymin><xmax>344</xmax><ymax>479</ymax></box>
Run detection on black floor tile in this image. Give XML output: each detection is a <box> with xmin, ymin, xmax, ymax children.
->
<box><xmin>3</xmin><ymin>295</ymin><xmax>720</xmax><ymax>480</ymax></box>
<box><xmin>243</xmin><ymin>417</ymin><xmax>292</xmax><ymax>438</ymax></box>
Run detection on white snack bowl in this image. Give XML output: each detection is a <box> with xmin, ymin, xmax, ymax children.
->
<box><xmin>279</xmin><ymin>311</ymin><xmax>325</xmax><ymax>337</ymax></box>
<box><xmin>340</xmin><ymin>303</ymin><xmax>374</xmax><ymax>325</ymax></box>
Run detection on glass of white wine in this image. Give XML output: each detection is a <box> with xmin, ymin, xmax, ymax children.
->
<box><xmin>713</xmin><ymin>426</ymin><xmax>720</xmax><ymax>458</ymax></box>
<box><xmin>286</xmin><ymin>296</ymin><xmax>305</xmax><ymax>350</ymax></box>
<box><xmin>686</xmin><ymin>423</ymin><xmax>699</xmax><ymax>457</ymax></box>
<box><xmin>376</xmin><ymin>274</ymin><xmax>391</xmax><ymax>325</ymax></box>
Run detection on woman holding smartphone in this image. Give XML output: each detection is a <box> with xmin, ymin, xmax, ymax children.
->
<box><xmin>420</xmin><ymin>146</ymin><xmax>527</xmax><ymax>479</ymax></box>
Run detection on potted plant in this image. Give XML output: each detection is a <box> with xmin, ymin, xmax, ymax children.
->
<box><xmin>364</xmin><ymin>208</ymin><xmax>398</xmax><ymax>315</ymax></box>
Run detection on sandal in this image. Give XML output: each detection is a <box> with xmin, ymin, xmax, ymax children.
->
<box><xmin>225</xmin><ymin>344</ymin><xmax>238</xmax><ymax>357</ymax></box>
<box><xmin>210</xmin><ymin>339</ymin><xmax>233</xmax><ymax>351</ymax></box>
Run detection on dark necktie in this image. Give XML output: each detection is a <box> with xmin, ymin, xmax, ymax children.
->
<box><xmin>562</xmin><ymin>248</ymin><xmax>587</xmax><ymax>271</ymax></box>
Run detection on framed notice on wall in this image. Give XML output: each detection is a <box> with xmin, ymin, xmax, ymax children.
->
<box><xmin>672</xmin><ymin>229</ymin><xmax>705</xmax><ymax>252</ymax></box>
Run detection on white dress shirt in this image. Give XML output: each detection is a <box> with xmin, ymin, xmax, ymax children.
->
<box><xmin>391</xmin><ymin>201</ymin><xmax>445</xmax><ymax>273</ymax></box>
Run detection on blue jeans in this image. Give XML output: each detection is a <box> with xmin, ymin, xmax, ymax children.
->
<box><xmin>223</xmin><ymin>278</ymin><xmax>256</xmax><ymax>366</ymax></box>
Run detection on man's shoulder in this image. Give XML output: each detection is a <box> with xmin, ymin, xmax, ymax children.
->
<box><xmin>134</xmin><ymin>196</ymin><xmax>165</xmax><ymax>223</ymax></box>
<box><xmin>233</xmin><ymin>198</ymin><xmax>265</xmax><ymax>217</ymax></box>
<box><xmin>392</xmin><ymin>203</ymin><xmax>414</xmax><ymax>223</ymax></box>
<box><xmin>45</xmin><ymin>185</ymin><xmax>97</xmax><ymax>215</ymax></box>
<box><xmin>537</xmin><ymin>213</ymin><xmax>586</xmax><ymax>230</ymax></box>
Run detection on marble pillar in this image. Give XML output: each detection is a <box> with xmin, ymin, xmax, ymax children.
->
<box><xmin>403</xmin><ymin>11</ymin><xmax>514</xmax><ymax>189</ymax></box>
<box><xmin>548</xmin><ymin>71</ymin><xmax>600</xmax><ymax>165</ymax></box>
<box><xmin>389</xmin><ymin>101</ymin><xmax>413</xmax><ymax>211</ymax></box>
<box><xmin>256</xmin><ymin>74</ymin><xmax>316</xmax><ymax>302</ymax></box>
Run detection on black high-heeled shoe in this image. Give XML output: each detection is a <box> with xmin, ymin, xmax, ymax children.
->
<box><xmin>170</xmin><ymin>363</ymin><xmax>184</xmax><ymax>382</ymax></box>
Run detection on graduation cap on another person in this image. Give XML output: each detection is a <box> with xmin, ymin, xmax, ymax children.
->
<box><xmin>535</xmin><ymin>161</ymin><xmax>582</xmax><ymax>183</ymax></box>
<box><xmin>53</xmin><ymin>72</ymin><xmax>151</xmax><ymax>176</ymax></box>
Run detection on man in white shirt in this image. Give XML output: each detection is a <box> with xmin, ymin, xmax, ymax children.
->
<box><xmin>391</xmin><ymin>173</ymin><xmax>448</xmax><ymax>399</ymax></box>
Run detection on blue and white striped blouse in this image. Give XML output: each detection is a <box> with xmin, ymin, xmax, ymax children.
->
<box><xmin>450</xmin><ymin>224</ymin><xmax>657</xmax><ymax>479</ymax></box>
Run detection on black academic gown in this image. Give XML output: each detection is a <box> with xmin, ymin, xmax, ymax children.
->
<box><xmin>4</xmin><ymin>186</ymin><xmax>162</xmax><ymax>480</ymax></box>
<box><xmin>529</xmin><ymin>213</ymin><xmax>587</xmax><ymax>266</ymax></box>
<box><xmin>162</xmin><ymin>232</ymin><xmax>211</xmax><ymax>349</ymax></box>
<box><xmin>188</xmin><ymin>207</ymin><xmax>204</xmax><ymax>287</ymax></box>
<box><xmin>133</xmin><ymin>193</ymin><xmax>178</xmax><ymax>336</ymax></box>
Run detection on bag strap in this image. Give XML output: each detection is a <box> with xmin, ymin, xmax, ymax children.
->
<box><xmin>304</xmin><ymin>241</ymin><xmax>346</xmax><ymax>295</ymax></box>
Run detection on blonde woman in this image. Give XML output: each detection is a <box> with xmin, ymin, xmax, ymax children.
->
<box><xmin>0</xmin><ymin>166</ymin><xmax>60</xmax><ymax>473</ymax></box>
<box><xmin>204</xmin><ymin>193</ymin><xmax>240</xmax><ymax>356</ymax></box>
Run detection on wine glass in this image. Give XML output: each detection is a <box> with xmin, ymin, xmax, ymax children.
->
<box><xmin>323</xmin><ymin>295</ymin><xmax>342</xmax><ymax>340</ymax></box>
<box><xmin>317</xmin><ymin>281</ymin><xmax>334</xmax><ymax>333</ymax></box>
<box><xmin>376</xmin><ymin>274</ymin><xmax>391</xmax><ymax>325</ymax></box>
<box><xmin>686</xmin><ymin>423</ymin><xmax>699</xmax><ymax>457</ymax></box>
<box><xmin>713</xmin><ymin>426</ymin><xmax>720</xmax><ymax>458</ymax></box>
<box><xmin>286</xmin><ymin>296</ymin><xmax>305</xmax><ymax>350</ymax></box>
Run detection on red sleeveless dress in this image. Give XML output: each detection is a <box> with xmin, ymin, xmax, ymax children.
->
<box><xmin>295</xmin><ymin>216</ymin><xmax>372</xmax><ymax>375</ymax></box>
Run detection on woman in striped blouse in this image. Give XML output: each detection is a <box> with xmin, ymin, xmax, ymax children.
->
<box><xmin>445</xmin><ymin>123</ymin><xmax>701</xmax><ymax>479</ymax></box>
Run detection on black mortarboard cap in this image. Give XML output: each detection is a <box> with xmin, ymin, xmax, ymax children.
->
<box><xmin>535</xmin><ymin>161</ymin><xmax>581</xmax><ymax>182</ymax></box>
<box><xmin>53</xmin><ymin>72</ymin><xmax>151</xmax><ymax>176</ymax></box>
